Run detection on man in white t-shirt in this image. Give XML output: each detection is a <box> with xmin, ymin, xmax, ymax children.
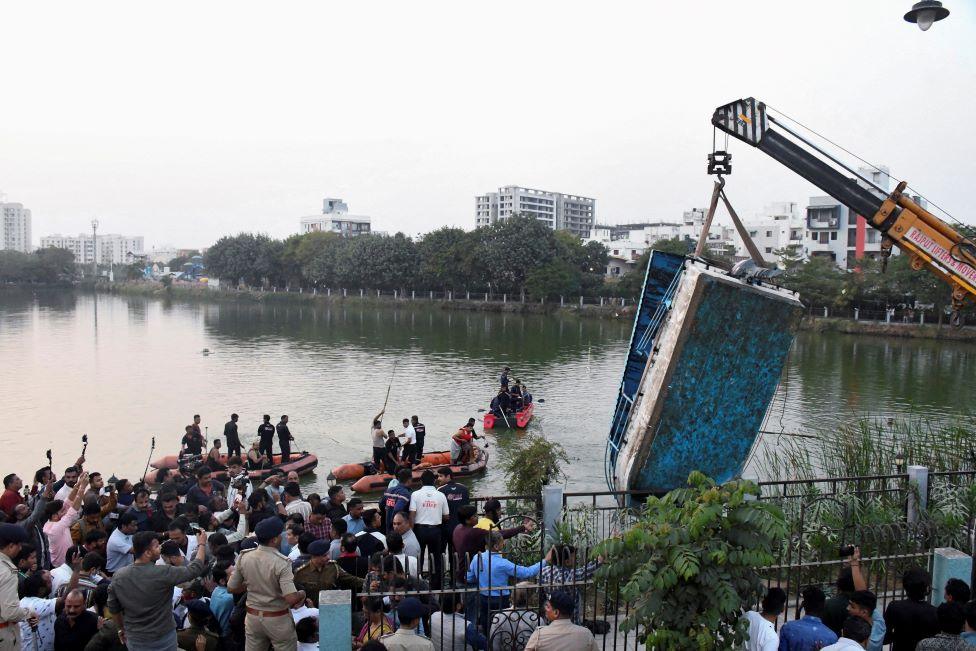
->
<box><xmin>19</xmin><ymin>569</ymin><xmax>71</xmax><ymax>651</ymax></box>
<box><xmin>743</xmin><ymin>587</ymin><xmax>786</xmax><ymax>651</ymax></box>
<box><xmin>53</xmin><ymin>465</ymin><xmax>82</xmax><ymax>503</ymax></box>
<box><xmin>400</xmin><ymin>418</ymin><xmax>417</xmax><ymax>465</ymax></box>
<box><xmin>283</xmin><ymin>483</ymin><xmax>312</xmax><ymax>520</ymax></box>
<box><xmin>409</xmin><ymin>469</ymin><xmax>449</xmax><ymax>588</ymax></box>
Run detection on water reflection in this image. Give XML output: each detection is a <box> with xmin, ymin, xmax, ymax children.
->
<box><xmin>0</xmin><ymin>291</ymin><xmax>972</xmax><ymax>496</ymax></box>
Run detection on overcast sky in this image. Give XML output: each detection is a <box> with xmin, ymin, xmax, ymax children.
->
<box><xmin>2</xmin><ymin>1</ymin><xmax>974</xmax><ymax>250</ymax></box>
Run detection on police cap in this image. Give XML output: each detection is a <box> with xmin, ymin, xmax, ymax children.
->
<box><xmin>308</xmin><ymin>539</ymin><xmax>330</xmax><ymax>557</ymax></box>
<box><xmin>254</xmin><ymin>517</ymin><xmax>284</xmax><ymax>542</ymax></box>
<box><xmin>0</xmin><ymin>523</ymin><xmax>28</xmax><ymax>546</ymax></box>
<box><xmin>396</xmin><ymin>597</ymin><xmax>424</xmax><ymax>621</ymax></box>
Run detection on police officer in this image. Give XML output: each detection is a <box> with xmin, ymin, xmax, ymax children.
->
<box><xmin>258</xmin><ymin>415</ymin><xmax>276</xmax><ymax>463</ymax></box>
<box><xmin>0</xmin><ymin>524</ymin><xmax>36</xmax><ymax>650</ymax></box>
<box><xmin>224</xmin><ymin>413</ymin><xmax>242</xmax><ymax>459</ymax></box>
<box><xmin>293</xmin><ymin>540</ymin><xmax>363</xmax><ymax>607</ymax></box>
<box><xmin>381</xmin><ymin>597</ymin><xmax>432</xmax><ymax>650</ymax></box>
<box><xmin>227</xmin><ymin>518</ymin><xmax>306</xmax><ymax>650</ymax></box>
<box><xmin>276</xmin><ymin>415</ymin><xmax>294</xmax><ymax>464</ymax></box>
<box><xmin>410</xmin><ymin>415</ymin><xmax>426</xmax><ymax>464</ymax></box>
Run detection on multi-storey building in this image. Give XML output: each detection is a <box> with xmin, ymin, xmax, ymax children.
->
<box><xmin>475</xmin><ymin>186</ymin><xmax>595</xmax><ymax>238</ymax></box>
<box><xmin>804</xmin><ymin>166</ymin><xmax>897</xmax><ymax>269</ymax></box>
<box><xmin>1</xmin><ymin>202</ymin><xmax>32</xmax><ymax>253</ymax></box>
<box><xmin>739</xmin><ymin>202</ymin><xmax>806</xmax><ymax>265</ymax></box>
<box><xmin>300</xmin><ymin>198</ymin><xmax>371</xmax><ymax>237</ymax></box>
<box><xmin>39</xmin><ymin>233</ymin><xmax>144</xmax><ymax>265</ymax></box>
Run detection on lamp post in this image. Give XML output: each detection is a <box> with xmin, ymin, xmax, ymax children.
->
<box><xmin>904</xmin><ymin>1</ymin><xmax>950</xmax><ymax>31</ymax></box>
<box><xmin>91</xmin><ymin>219</ymin><xmax>99</xmax><ymax>279</ymax></box>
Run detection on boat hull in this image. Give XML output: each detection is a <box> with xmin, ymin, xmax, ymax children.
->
<box><xmin>607</xmin><ymin>254</ymin><xmax>802</xmax><ymax>496</ymax></box>
<box><xmin>483</xmin><ymin>402</ymin><xmax>534</xmax><ymax>429</ymax></box>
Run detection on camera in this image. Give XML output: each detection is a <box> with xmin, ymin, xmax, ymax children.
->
<box><xmin>838</xmin><ymin>545</ymin><xmax>856</xmax><ymax>558</ymax></box>
<box><xmin>188</xmin><ymin>522</ymin><xmax>202</xmax><ymax>533</ymax></box>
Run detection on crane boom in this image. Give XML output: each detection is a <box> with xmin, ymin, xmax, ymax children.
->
<box><xmin>712</xmin><ymin>97</ymin><xmax>976</xmax><ymax>322</ymax></box>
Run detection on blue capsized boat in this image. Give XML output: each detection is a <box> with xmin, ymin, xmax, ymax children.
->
<box><xmin>605</xmin><ymin>252</ymin><xmax>803</xmax><ymax>499</ymax></box>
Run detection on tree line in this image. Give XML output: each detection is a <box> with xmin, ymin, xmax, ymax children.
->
<box><xmin>0</xmin><ymin>248</ymin><xmax>76</xmax><ymax>284</ymax></box>
<box><xmin>2</xmin><ymin>214</ymin><xmax>967</xmax><ymax>314</ymax></box>
<box><xmin>204</xmin><ymin>216</ymin><xmax>611</xmax><ymax>297</ymax></box>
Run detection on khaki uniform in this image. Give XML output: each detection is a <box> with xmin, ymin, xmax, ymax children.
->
<box><xmin>293</xmin><ymin>560</ymin><xmax>363</xmax><ymax>607</ymax></box>
<box><xmin>380</xmin><ymin>626</ymin><xmax>435</xmax><ymax>651</ymax></box>
<box><xmin>226</xmin><ymin>545</ymin><xmax>299</xmax><ymax>651</ymax></box>
<box><xmin>0</xmin><ymin>552</ymin><xmax>29</xmax><ymax>651</ymax></box>
<box><xmin>524</xmin><ymin>618</ymin><xmax>600</xmax><ymax>651</ymax></box>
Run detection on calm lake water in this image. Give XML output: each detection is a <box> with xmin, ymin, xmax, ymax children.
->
<box><xmin>1</xmin><ymin>290</ymin><xmax>973</xmax><ymax>496</ymax></box>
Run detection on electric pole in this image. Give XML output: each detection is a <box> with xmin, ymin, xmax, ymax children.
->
<box><xmin>91</xmin><ymin>219</ymin><xmax>98</xmax><ymax>279</ymax></box>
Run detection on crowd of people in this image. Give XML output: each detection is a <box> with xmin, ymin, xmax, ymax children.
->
<box><xmin>744</xmin><ymin>548</ymin><xmax>976</xmax><ymax>650</ymax></box>
<box><xmin>0</xmin><ymin>415</ymin><xmax>604</xmax><ymax>651</ymax></box>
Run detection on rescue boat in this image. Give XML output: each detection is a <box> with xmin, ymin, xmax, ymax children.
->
<box><xmin>142</xmin><ymin>451</ymin><xmax>318</xmax><ymax>484</ymax></box>
<box><xmin>331</xmin><ymin>451</ymin><xmax>452</xmax><ymax>481</ymax></box>
<box><xmin>343</xmin><ymin>447</ymin><xmax>489</xmax><ymax>494</ymax></box>
<box><xmin>483</xmin><ymin>402</ymin><xmax>534</xmax><ymax>429</ymax></box>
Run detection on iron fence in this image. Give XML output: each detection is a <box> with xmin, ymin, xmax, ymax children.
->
<box><xmin>358</xmin><ymin>537</ymin><xmax>643</xmax><ymax>651</ymax></box>
<box><xmin>206</xmin><ymin>282</ymin><xmax>638</xmax><ymax>307</ymax></box>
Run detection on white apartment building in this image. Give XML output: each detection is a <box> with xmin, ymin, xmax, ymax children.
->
<box><xmin>1</xmin><ymin>202</ymin><xmax>32</xmax><ymax>253</ymax></box>
<box><xmin>586</xmin><ymin>209</ymin><xmax>738</xmax><ymax>277</ymax></box>
<box><xmin>804</xmin><ymin>166</ymin><xmax>896</xmax><ymax>269</ymax></box>
<box><xmin>475</xmin><ymin>186</ymin><xmax>595</xmax><ymax>238</ymax></box>
<box><xmin>730</xmin><ymin>166</ymin><xmax>909</xmax><ymax>269</ymax></box>
<box><xmin>738</xmin><ymin>202</ymin><xmax>806</xmax><ymax>265</ymax></box>
<box><xmin>300</xmin><ymin>198</ymin><xmax>371</xmax><ymax>237</ymax></box>
<box><xmin>39</xmin><ymin>233</ymin><xmax>145</xmax><ymax>265</ymax></box>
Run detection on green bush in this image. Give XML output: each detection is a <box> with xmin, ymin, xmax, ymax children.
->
<box><xmin>594</xmin><ymin>472</ymin><xmax>786</xmax><ymax>649</ymax></box>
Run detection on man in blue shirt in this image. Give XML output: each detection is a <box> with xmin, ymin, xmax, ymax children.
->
<box><xmin>779</xmin><ymin>586</ymin><xmax>838</xmax><ymax>651</ymax></box>
<box><xmin>208</xmin><ymin>560</ymin><xmax>235</xmax><ymax>637</ymax></box>
<box><xmin>466</xmin><ymin>530</ymin><xmax>546</xmax><ymax>634</ymax></box>
<box><xmin>962</xmin><ymin>601</ymin><xmax>976</xmax><ymax>646</ymax></box>
<box><xmin>847</xmin><ymin>590</ymin><xmax>886</xmax><ymax>651</ymax></box>
<box><xmin>342</xmin><ymin>498</ymin><xmax>366</xmax><ymax>535</ymax></box>
<box><xmin>383</xmin><ymin>469</ymin><xmax>412</xmax><ymax>533</ymax></box>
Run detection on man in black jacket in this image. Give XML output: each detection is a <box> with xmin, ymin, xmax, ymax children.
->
<box><xmin>257</xmin><ymin>415</ymin><xmax>275</xmax><ymax>462</ymax></box>
<box><xmin>223</xmin><ymin>414</ymin><xmax>241</xmax><ymax>459</ymax></box>
<box><xmin>276</xmin><ymin>415</ymin><xmax>294</xmax><ymax>464</ymax></box>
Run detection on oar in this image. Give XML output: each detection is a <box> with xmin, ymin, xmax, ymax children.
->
<box><xmin>381</xmin><ymin>361</ymin><xmax>398</xmax><ymax>413</ymax></box>
<box><xmin>142</xmin><ymin>436</ymin><xmax>156</xmax><ymax>483</ymax></box>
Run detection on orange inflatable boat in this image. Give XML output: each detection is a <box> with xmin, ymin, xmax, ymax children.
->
<box><xmin>142</xmin><ymin>451</ymin><xmax>317</xmax><ymax>484</ymax></box>
<box><xmin>348</xmin><ymin>448</ymin><xmax>488</xmax><ymax>494</ymax></box>
<box><xmin>330</xmin><ymin>451</ymin><xmax>452</xmax><ymax>481</ymax></box>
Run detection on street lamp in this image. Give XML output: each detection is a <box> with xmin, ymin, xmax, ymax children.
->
<box><xmin>904</xmin><ymin>1</ymin><xmax>950</xmax><ymax>31</ymax></box>
<box><xmin>895</xmin><ymin>451</ymin><xmax>906</xmax><ymax>474</ymax></box>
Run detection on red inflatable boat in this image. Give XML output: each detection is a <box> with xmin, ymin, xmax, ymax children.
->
<box><xmin>483</xmin><ymin>402</ymin><xmax>534</xmax><ymax>429</ymax></box>
<box><xmin>347</xmin><ymin>448</ymin><xmax>488</xmax><ymax>494</ymax></box>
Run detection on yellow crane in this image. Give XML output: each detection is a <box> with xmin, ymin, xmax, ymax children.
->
<box><xmin>712</xmin><ymin>97</ymin><xmax>976</xmax><ymax>325</ymax></box>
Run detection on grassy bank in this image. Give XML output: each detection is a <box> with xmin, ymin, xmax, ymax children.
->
<box><xmin>800</xmin><ymin>315</ymin><xmax>976</xmax><ymax>341</ymax></box>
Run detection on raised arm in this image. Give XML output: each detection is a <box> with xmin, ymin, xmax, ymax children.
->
<box><xmin>68</xmin><ymin>473</ymin><xmax>90</xmax><ymax>512</ymax></box>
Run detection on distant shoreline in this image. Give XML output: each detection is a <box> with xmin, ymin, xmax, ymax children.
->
<box><xmin>4</xmin><ymin>282</ymin><xmax>974</xmax><ymax>341</ymax></box>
